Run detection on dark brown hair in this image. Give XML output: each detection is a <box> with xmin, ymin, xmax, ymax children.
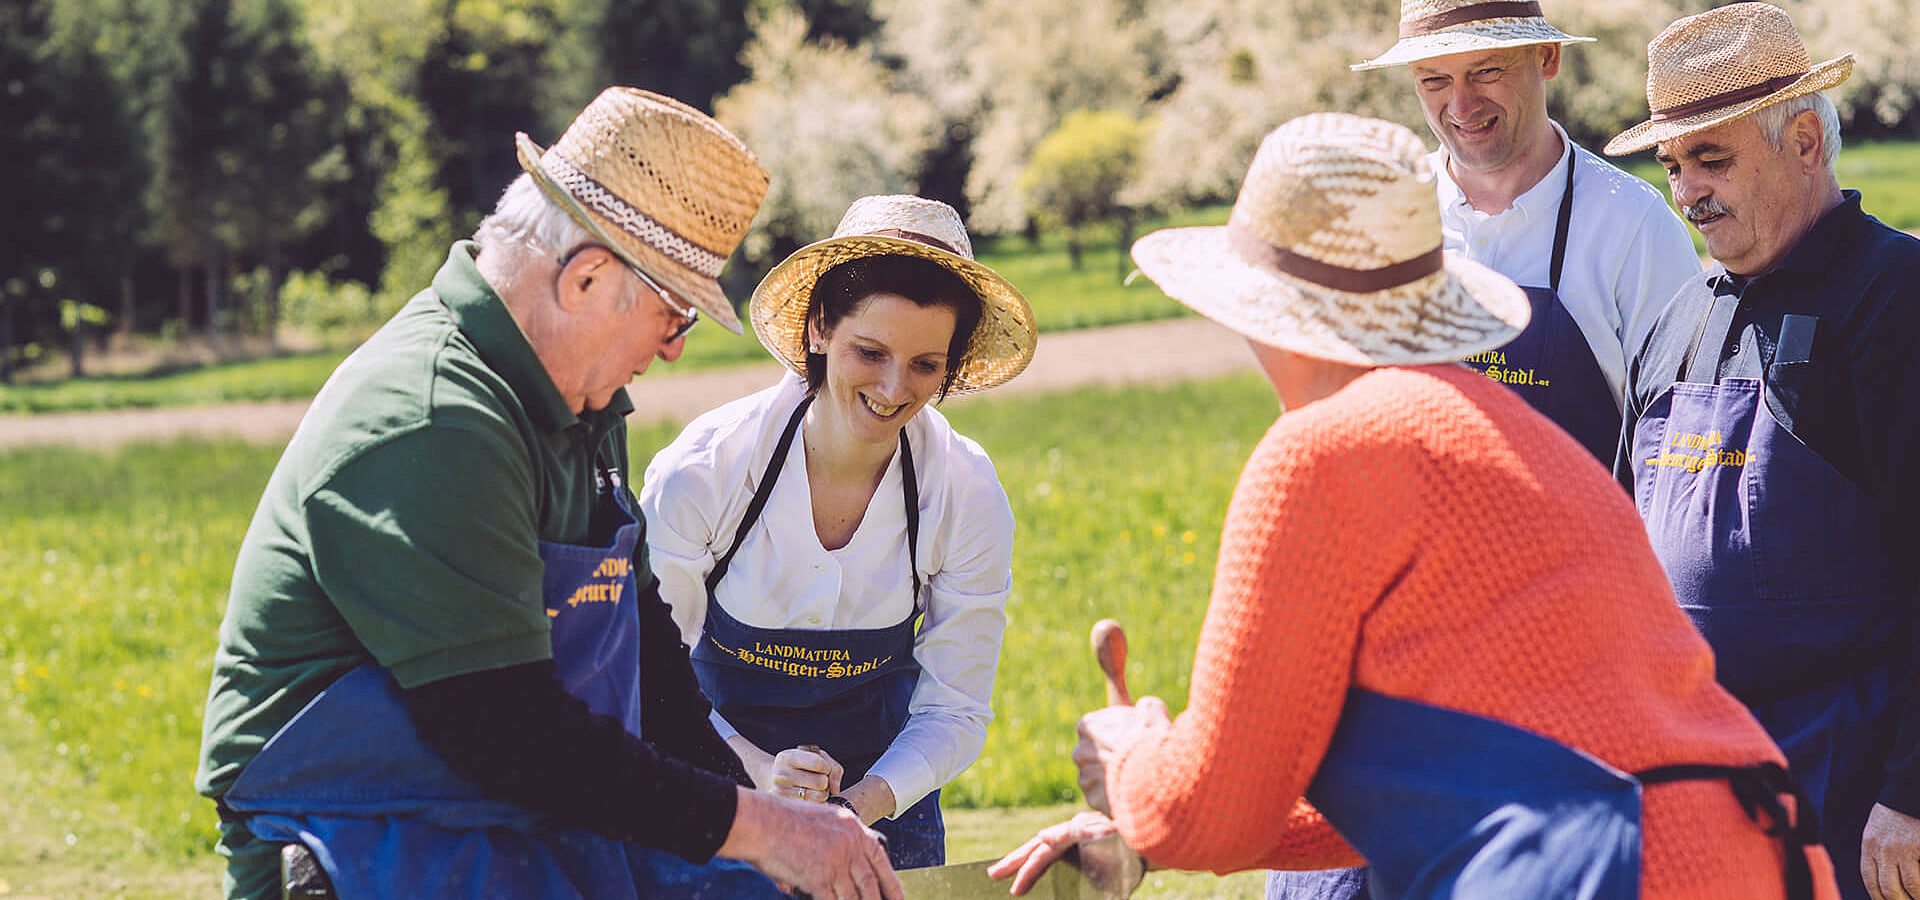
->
<box><xmin>804</xmin><ymin>254</ymin><xmax>983</xmax><ymax>399</ymax></box>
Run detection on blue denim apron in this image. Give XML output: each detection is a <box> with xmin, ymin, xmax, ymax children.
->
<box><xmin>1460</xmin><ymin>160</ymin><xmax>1620</xmax><ymax>463</ymax></box>
<box><xmin>1272</xmin><ymin>689</ymin><xmax>1816</xmax><ymax>900</ymax></box>
<box><xmin>1631</xmin><ymin>302</ymin><xmax>1905</xmax><ymax>900</ymax></box>
<box><xmin>219</xmin><ymin>468</ymin><xmax>783</xmax><ymax>899</ymax></box>
<box><xmin>690</xmin><ymin>395</ymin><xmax>944</xmax><ymax>870</ymax></box>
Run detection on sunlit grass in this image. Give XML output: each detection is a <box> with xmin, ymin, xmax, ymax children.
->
<box><xmin>0</xmin><ymin>373</ymin><xmax>1282</xmax><ymax>896</ymax></box>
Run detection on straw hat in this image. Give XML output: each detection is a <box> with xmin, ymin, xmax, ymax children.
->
<box><xmin>1353</xmin><ymin>0</ymin><xmax>1593</xmax><ymax>71</ymax></box>
<box><xmin>1131</xmin><ymin>113</ymin><xmax>1529</xmax><ymax>367</ymax></box>
<box><xmin>750</xmin><ymin>195</ymin><xmax>1037</xmax><ymax>395</ymax></box>
<box><xmin>515</xmin><ymin>87</ymin><xmax>770</xmax><ymax>333</ymax></box>
<box><xmin>1604</xmin><ymin>2</ymin><xmax>1852</xmax><ymax>155</ymax></box>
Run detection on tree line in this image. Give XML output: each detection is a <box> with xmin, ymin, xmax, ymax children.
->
<box><xmin>4</xmin><ymin>0</ymin><xmax>1914</xmax><ymax>381</ymax></box>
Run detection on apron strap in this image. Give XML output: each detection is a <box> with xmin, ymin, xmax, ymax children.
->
<box><xmin>1678</xmin><ymin>286</ymin><xmax>1743</xmax><ymax>385</ymax></box>
<box><xmin>1637</xmin><ymin>761</ymin><xmax>1819</xmax><ymax>900</ymax></box>
<box><xmin>1548</xmin><ymin>151</ymin><xmax>1574</xmax><ymax>295</ymax></box>
<box><xmin>705</xmin><ymin>394</ymin><xmax>925</xmax><ymax>612</ymax></box>
<box><xmin>899</xmin><ymin>428</ymin><xmax>922</xmax><ymax>605</ymax></box>
<box><xmin>706</xmin><ymin>395</ymin><xmax>814</xmax><ymax>593</ymax></box>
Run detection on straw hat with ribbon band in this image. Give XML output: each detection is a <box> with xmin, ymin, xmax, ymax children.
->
<box><xmin>1352</xmin><ymin>0</ymin><xmax>1593</xmax><ymax>71</ymax></box>
<box><xmin>516</xmin><ymin>87</ymin><xmax>770</xmax><ymax>334</ymax></box>
<box><xmin>750</xmin><ymin>195</ymin><xmax>1037</xmax><ymax>395</ymax></box>
<box><xmin>1131</xmin><ymin>113</ymin><xmax>1529</xmax><ymax>367</ymax></box>
<box><xmin>1604</xmin><ymin>2</ymin><xmax>1852</xmax><ymax>156</ymax></box>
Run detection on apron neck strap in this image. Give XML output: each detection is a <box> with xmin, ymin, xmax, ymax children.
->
<box><xmin>1548</xmin><ymin>154</ymin><xmax>1575</xmax><ymax>295</ymax></box>
<box><xmin>705</xmin><ymin>394</ymin><xmax>925</xmax><ymax>608</ymax></box>
<box><xmin>899</xmin><ymin>427</ymin><xmax>921</xmax><ymax>602</ymax></box>
<box><xmin>707</xmin><ymin>395</ymin><xmax>813</xmax><ymax>592</ymax></box>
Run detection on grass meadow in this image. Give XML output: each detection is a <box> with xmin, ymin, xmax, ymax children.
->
<box><xmin>0</xmin><ymin>374</ymin><xmax>1281</xmax><ymax>898</ymax></box>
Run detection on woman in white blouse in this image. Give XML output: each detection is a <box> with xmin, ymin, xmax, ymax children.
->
<box><xmin>640</xmin><ymin>195</ymin><xmax>1036</xmax><ymax>869</ymax></box>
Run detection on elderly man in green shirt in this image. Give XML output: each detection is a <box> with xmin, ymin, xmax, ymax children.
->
<box><xmin>195</xmin><ymin>88</ymin><xmax>905</xmax><ymax>900</ymax></box>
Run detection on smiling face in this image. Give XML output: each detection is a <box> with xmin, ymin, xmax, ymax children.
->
<box><xmin>1411</xmin><ymin>45</ymin><xmax>1559</xmax><ymax>176</ymax></box>
<box><xmin>808</xmin><ymin>292</ymin><xmax>958</xmax><ymax>448</ymax></box>
<box><xmin>1655</xmin><ymin>112</ymin><xmax>1824</xmax><ymax>277</ymax></box>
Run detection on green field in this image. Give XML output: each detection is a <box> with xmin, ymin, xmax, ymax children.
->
<box><xmin>0</xmin><ymin>374</ymin><xmax>1280</xmax><ymax>898</ymax></box>
<box><xmin>0</xmin><ymin>212</ymin><xmax>1223</xmax><ymax>416</ymax></box>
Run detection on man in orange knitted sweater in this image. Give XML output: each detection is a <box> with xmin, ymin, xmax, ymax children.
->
<box><xmin>988</xmin><ymin>113</ymin><xmax>1836</xmax><ymax>900</ymax></box>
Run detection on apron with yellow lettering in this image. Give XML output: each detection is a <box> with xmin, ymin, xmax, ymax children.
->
<box><xmin>1631</xmin><ymin>304</ymin><xmax>1905</xmax><ymax>900</ymax></box>
<box><xmin>1460</xmin><ymin>160</ymin><xmax>1620</xmax><ymax>463</ymax></box>
<box><xmin>690</xmin><ymin>395</ymin><xmax>943</xmax><ymax>869</ymax></box>
<box><xmin>219</xmin><ymin>467</ymin><xmax>783</xmax><ymax>898</ymax></box>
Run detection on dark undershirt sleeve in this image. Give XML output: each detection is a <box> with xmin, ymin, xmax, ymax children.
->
<box><xmin>630</xmin><ymin>550</ymin><xmax>752</xmax><ymax>785</ymax></box>
<box><xmin>401</xmin><ymin>660</ymin><xmax>740</xmax><ymax>863</ymax></box>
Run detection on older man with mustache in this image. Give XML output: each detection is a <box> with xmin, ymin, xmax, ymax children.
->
<box><xmin>1608</xmin><ymin>5</ymin><xmax>1920</xmax><ymax>900</ymax></box>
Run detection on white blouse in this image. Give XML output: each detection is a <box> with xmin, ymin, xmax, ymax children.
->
<box><xmin>639</xmin><ymin>374</ymin><xmax>1015</xmax><ymax>815</ymax></box>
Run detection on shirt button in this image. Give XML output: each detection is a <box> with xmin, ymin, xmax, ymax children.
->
<box><xmin>805</xmin><ymin>615</ymin><xmax>822</xmax><ymax>625</ymax></box>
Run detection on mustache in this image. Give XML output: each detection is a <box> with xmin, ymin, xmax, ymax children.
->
<box><xmin>1681</xmin><ymin>197</ymin><xmax>1731</xmax><ymax>222</ymax></box>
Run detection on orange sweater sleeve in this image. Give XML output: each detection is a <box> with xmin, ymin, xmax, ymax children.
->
<box><xmin>1106</xmin><ymin>409</ymin><xmax>1423</xmax><ymax>874</ymax></box>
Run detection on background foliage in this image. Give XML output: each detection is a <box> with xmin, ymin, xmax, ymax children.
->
<box><xmin>5</xmin><ymin>0</ymin><xmax>1914</xmax><ymax>384</ymax></box>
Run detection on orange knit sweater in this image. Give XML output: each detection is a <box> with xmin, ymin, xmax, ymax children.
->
<box><xmin>1107</xmin><ymin>364</ymin><xmax>1837</xmax><ymax>900</ymax></box>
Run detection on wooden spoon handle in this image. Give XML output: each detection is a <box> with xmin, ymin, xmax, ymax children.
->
<box><xmin>1090</xmin><ymin>619</ymin><xmax>1131</xmax><ymax>707</ymax></box>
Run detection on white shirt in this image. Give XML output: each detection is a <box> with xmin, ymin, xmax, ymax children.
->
<box><xmin>639</xmin><ymin>374</ymin><xmax>1014</xmax><ymax>815</ymax></box>
<box><xmin>1431</xmin><ymin>122</ymin><xmax>1702</xmax><ymax>411</ymax></box>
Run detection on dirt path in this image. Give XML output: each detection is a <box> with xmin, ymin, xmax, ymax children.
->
<box><xmin>0</xmin><ymin>317</ymin><xmax>1255</xmax><ymax>450</ymax></box>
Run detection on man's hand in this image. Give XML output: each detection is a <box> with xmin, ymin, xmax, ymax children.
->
<box><xmin>1863</xmin><ymin>803</ymin><xmax>1920</xmax><ymax>900</ymax></box>
<box><xmin>1073</xmin><ymin>696</ymin><xmax>1171</xmax><ymax>815</ymax></box>
<box><xmin>768</xmin><ymin>744</ymin><xmax>845</xmax><ymax>803</ymax></box>
<box><xmin>720</xmin><ymin>787</ymin><xmax>902</xmax><ymax>900</ymax></box>
<box><xmin>987</xmin><ymin>811</ymin><xmax>1124</xmax><ymax>896</ymax></box>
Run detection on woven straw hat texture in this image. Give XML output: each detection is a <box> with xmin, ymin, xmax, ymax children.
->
<box><xmin>1131</xmin><ymin>113</ymin><xmax>1528</xmax><ymax>367</ymax></box>
<box><xmin>516</xmin><ymin>87</ymin><xmax>769</xmax><ymax>333</ymax></box>
<box><xmin>750</xmin><ymin>195</ymin><xmax>1038</xmax><ymax>395</ymax></box>
<box><xmin>1352</xmin><ymin>0</ymin><xmax>1593</xmax><ymax>71</ymax></box>
<box><xmin>1605</xmin><ymin>2</ymin><xmax>1852</xmax><ymax>155</ymax></box>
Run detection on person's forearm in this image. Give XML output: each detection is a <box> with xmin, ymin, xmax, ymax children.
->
<box><xmin>837</xmin><ymin>775</ymin><xmax>897</xmax><ymax>826</ymax></box>
<box><xmin>403</xmin><ymin>660</ymin><xmax>740</xmax><ymax>861</ymax></box>
<box><xmin>728</xmin><ymin>733</ymin><xmax>775</xmax><ymax>789</ymax></box>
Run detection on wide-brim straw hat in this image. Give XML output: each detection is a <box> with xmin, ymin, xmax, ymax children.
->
<box><xmin>1605</xmin><ymin>2</ymin><xmax>1852</xmax><ymax>155</ymax></box>
<box><xmin>1353</xmin><ymin>0</ymin><xmax>1593</xmax><ymax>71</ymax></box>
<box><xmin>516</xmin><ymin>87</ymin><xmax>769</xmax><ymax>333</ymax></box>
<box><xmin>1131</xmin><ymin>113</ymin><xmax>1529</xmax><ymax>368</ymax></box>
<box><xmin>750</xmin><ymin>195</ymin><xmax>1037</xmax><ymax>395</ymax></box>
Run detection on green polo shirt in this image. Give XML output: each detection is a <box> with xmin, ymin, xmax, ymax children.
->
<box><xmin>196</xmin><ymin>243</ymin><xmax>640</xmax><ymax>892</ymax></box>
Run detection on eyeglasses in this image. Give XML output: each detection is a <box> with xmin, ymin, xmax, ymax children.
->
<box><xmin>560</xmin><ymin>244</ymin><xmax>699</xmax><ymax>343</ymax></box>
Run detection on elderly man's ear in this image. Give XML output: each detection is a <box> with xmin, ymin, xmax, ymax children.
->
<box><xmin>554</xmin><ymin>245</ymin><xmax>626</xmax><ymax>314</ymax></box>
<box><xmin>1789</xmin><ymin>109</ymin><xmax>1826</xmax><ymax>172</ymax></box>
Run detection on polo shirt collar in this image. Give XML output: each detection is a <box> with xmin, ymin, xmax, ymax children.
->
<box><xmin>432</xmin><ymin>241</ymin><xmax>580</xmax><ymax>435</ymax></box>
<box><xmin>1708</xmin><ymin>190</ymin><xmax>1865</xmax><ymax>291</ymax></box>
<box><xmin>1772</xmin><ymin>190</ymin><xmax>1864</xmax><ymax>277</ymax></box>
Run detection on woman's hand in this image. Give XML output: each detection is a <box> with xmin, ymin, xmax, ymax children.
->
<box><xmin>986</xmin><ymin>811</ymin><xmax>1125</xmax><ymax>896</ymax></box>
<box><xmin>1073</xmin><ymin>696</ymin><xmax>1171</xmax><ymax>815</ymax></box>
<box><xmin>767</xmin><ymin>744</ymin><xmax>845</xmax><ymax>803</ymax></box>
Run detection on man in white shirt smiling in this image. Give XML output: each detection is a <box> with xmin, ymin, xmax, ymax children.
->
<box><xmin>1355</xmin><ymin>0</ymin><xmax>1700</xmax><ymax>464</ymax></box>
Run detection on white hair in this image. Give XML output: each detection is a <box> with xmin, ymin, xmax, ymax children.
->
<box><xmin>1750</xmin><ymin>92</ymin><xmax>1842</xmax><ymax>170</ymax></box>
<box><xmin>474</xmin><ymin>173</ymin><xmax>592</xmax><ymax>260</ymax></box>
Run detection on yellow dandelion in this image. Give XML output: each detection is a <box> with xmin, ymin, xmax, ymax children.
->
<box><xmin>1181</xmin><ymin>530</ymin><xmax>1196</xmax><ymax>544</ymax></box>
<box><xmin>137</xmin><ymin>685</ymin><xmax>153</xmax><ymax>698</ymax></box>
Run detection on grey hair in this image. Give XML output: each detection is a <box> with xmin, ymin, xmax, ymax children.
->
<box><xmin>474</xmin><ymin>173</ymin><xmax>592</xmax><ymax>260</ymax></box>
<box><xmin>1750</xmin><ymin>92</ymin><xmax>1842</xmax><ymax>170</ymax></box>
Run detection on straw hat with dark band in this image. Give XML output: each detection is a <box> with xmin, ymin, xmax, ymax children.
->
<box><xmin>516</xmin><ymin>87</ymin><xmax>770</xmax><ymax>333</ymax></box>
<box><xmin>1131</xmin><ymin>113</ymin><xmax>1529</xmax><ymax>367</ymax></box>
<box><xmin>1352</xmin><ymin>0</ymin><xmax>1593</xmax><ymax>71</ymax></box>
<box><xmin>750</xmin><ymin>195</ymin><xmax>1037</xmax><ymax>395</ymax></box>
<box><xmin>1604</xmin><ymin>2</ymin><xmax>1852</xmax><ymax>156</ymax></box>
